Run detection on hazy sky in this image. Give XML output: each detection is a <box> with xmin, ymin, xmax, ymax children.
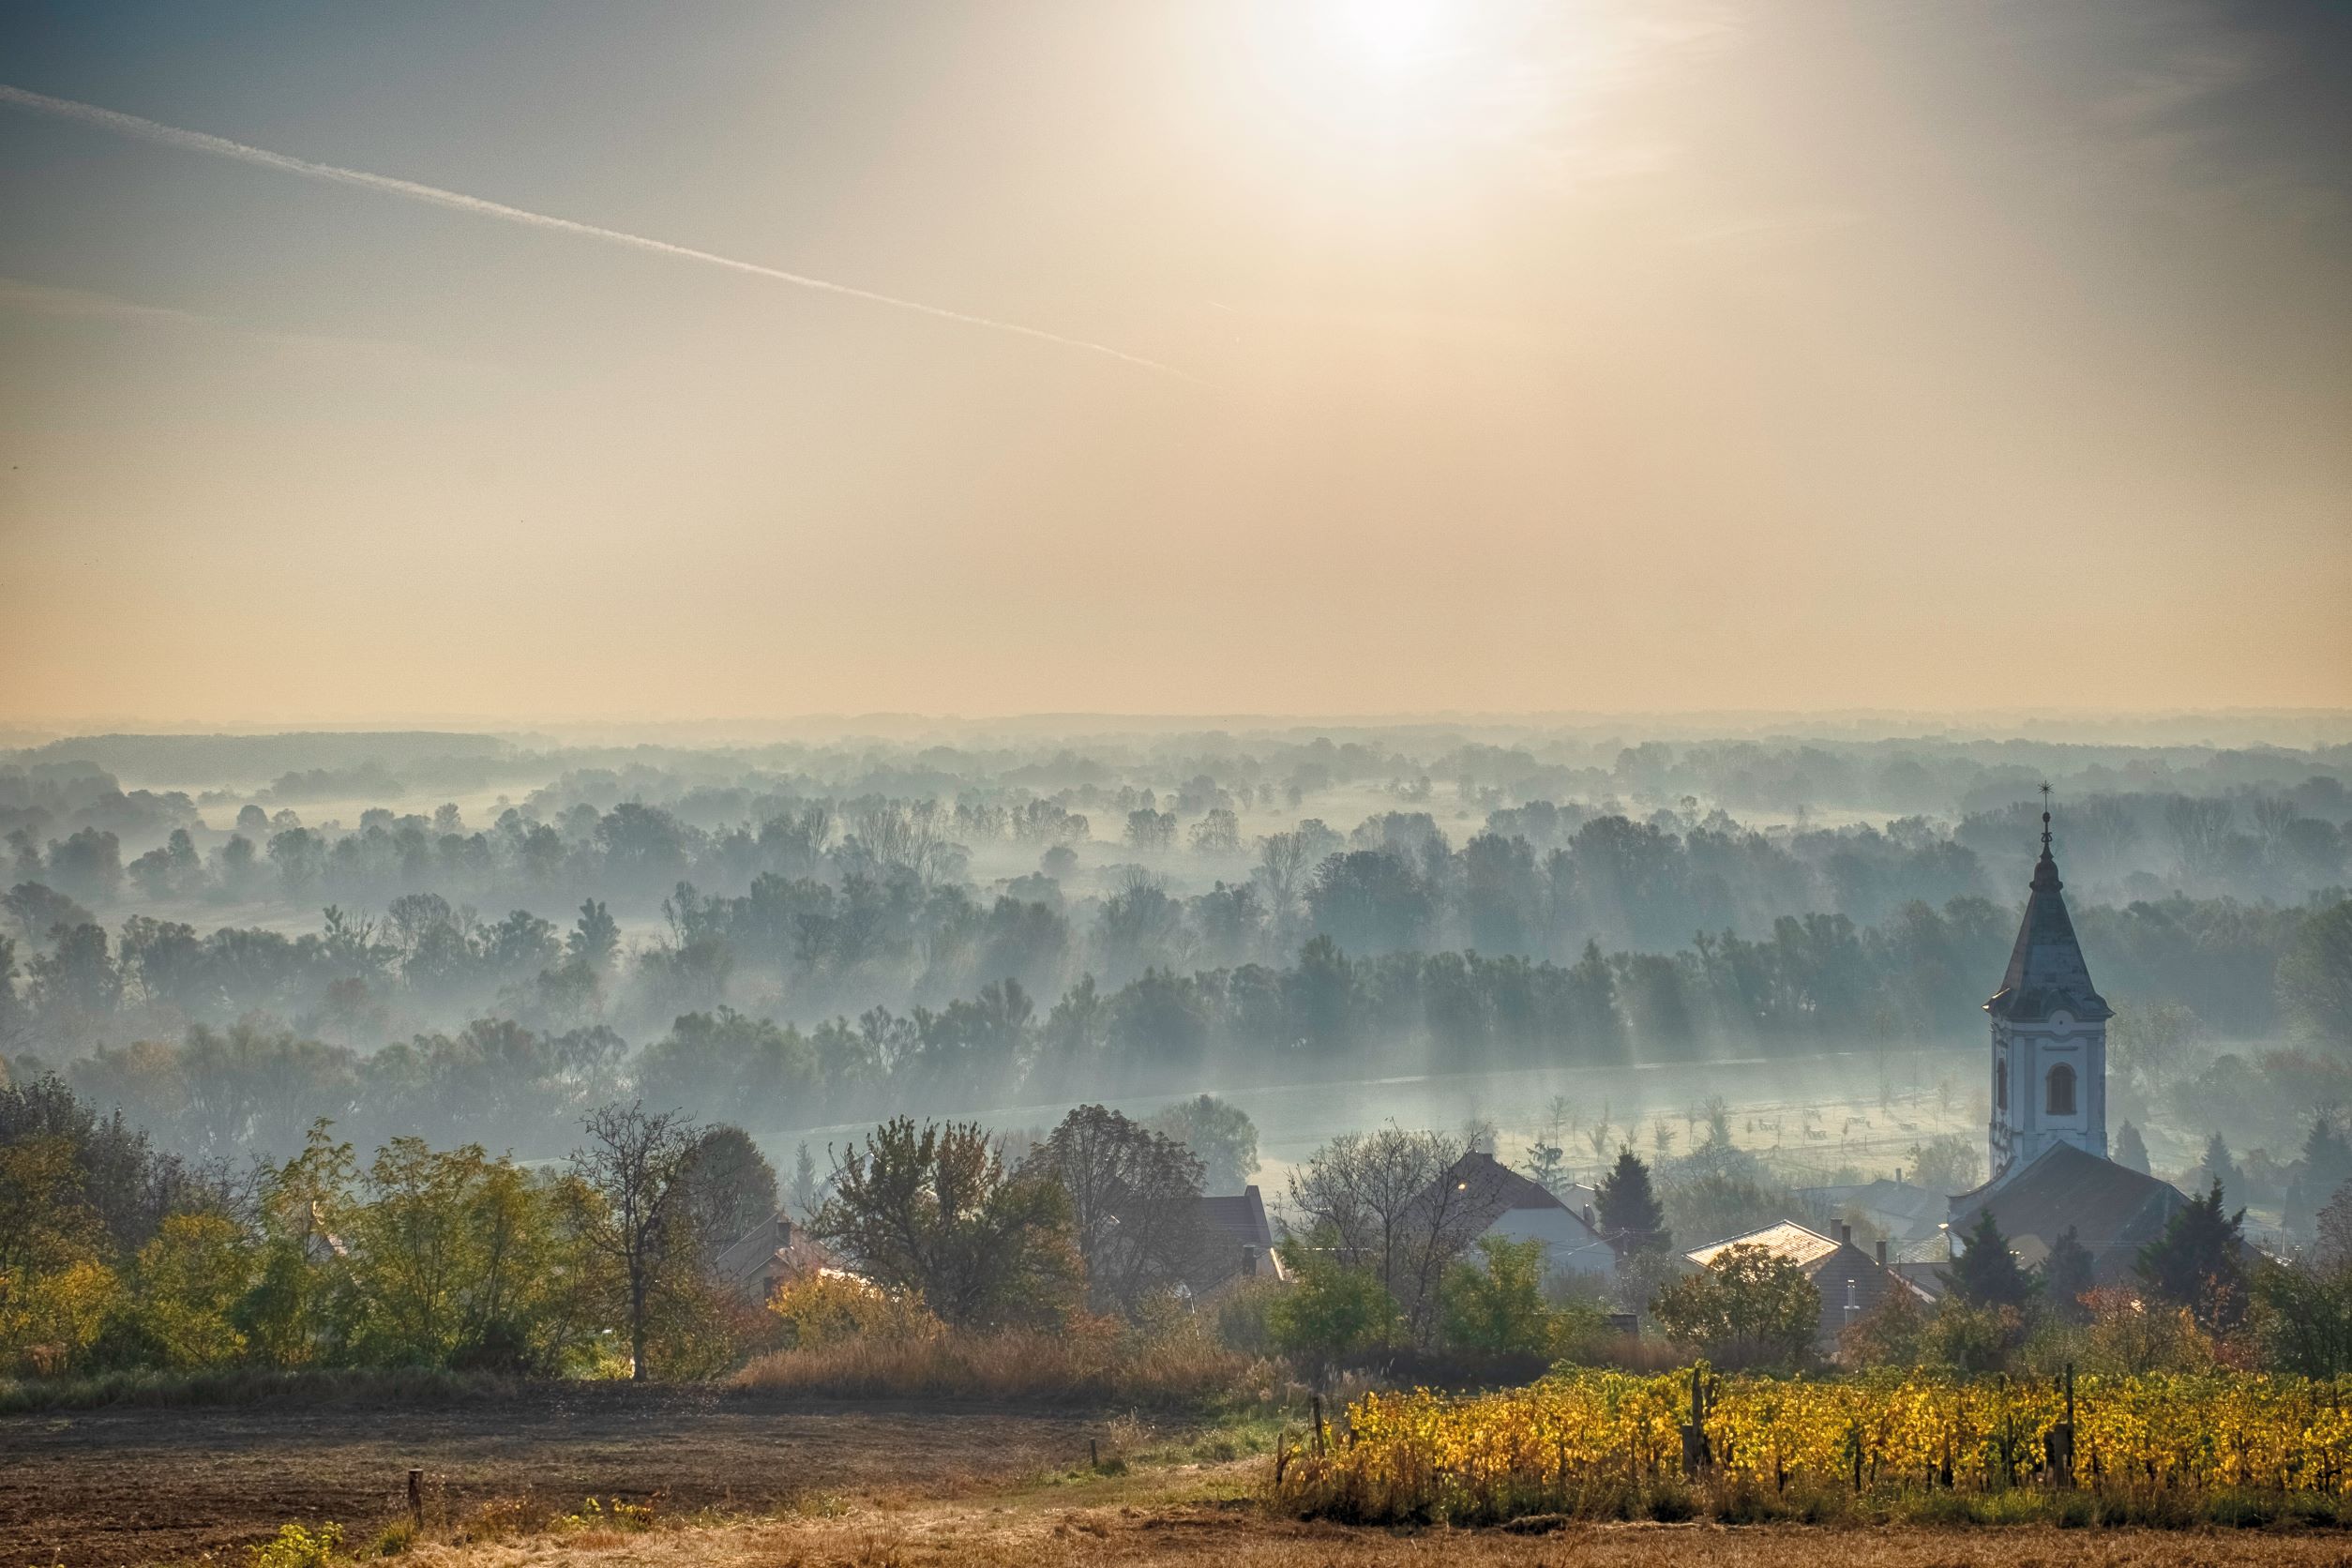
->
<box><xmin>2</xmin><ymin>1</ymin><xmax>2347</xmax><ymax>727</ymax></box>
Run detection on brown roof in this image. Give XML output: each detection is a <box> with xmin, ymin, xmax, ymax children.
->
<box><xmin>1949</xmin><ymin>1143</ymin><xmax>2186</xmax><ymax>1281</ymax></box>
<box><xmin>1198</xmin><ymin>1185</ymin><xmax>1275</xmax><ymax>1252</ymax></box>
<box><xmin>712</xmin><ymin>1213</ymin><xmax>832</xmax><ymax>1297</ymax></box>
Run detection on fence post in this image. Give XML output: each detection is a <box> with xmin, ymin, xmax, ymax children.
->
<box><xmin>407</xmin><ymin>1469</ymin><xmax>423</xmax><ymax>1530</ymax></box>
<box><xmin>2047</xmin><ymin>1364</ymin><xmax>2077</xmax><ymax>1489</ymax></box>
<box><xmin>1681</xmin><ymin>1366</ymin><xmax>1710</xmax><ymax>1477</ymax></box>
<box><xmin>1313</xmin><ymin>1393</ymin><xmax>1327</xmax><ymax>1456</ymax></box>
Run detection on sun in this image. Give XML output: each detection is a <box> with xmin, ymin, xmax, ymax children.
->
<box><xmin>1226</xmin><ymin>0</ymin><xmax>1521</xmax><ymax>178</ymax></box>
<box><xmin>1319</xmin><ymin>0</ymin><xmax>1447</xmax><ymax>79</ymax></box>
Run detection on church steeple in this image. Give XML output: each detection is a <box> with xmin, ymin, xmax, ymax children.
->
<box><xmin>1983</xmin><ymin>789</ymin><xmax>2110</xmax><ymax>1184</ymax></box>
<box><xmin>1986</xmin><ymin>790</ymin><xmax>2111</xmax><ymax>1026</ymax></box>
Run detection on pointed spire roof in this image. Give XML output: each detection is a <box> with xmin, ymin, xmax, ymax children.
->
<box><xmin>1984</xmin><ymin>792</ymin><xmax>2111</xmax><ymax>1023</ymax></box>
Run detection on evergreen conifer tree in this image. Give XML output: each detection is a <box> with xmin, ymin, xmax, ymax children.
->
<box><xmin>2137</xmin><ymin>1178</ymin><xmax>2247</xmax><ymax>1331</ymax></box>
<box><xmin>2043</xmin><ymin>1226</ymin><xmax>2097</xmax><ymax>1323</ymax></box>
<box><xmin>1596</xmin><ymin>1147</ymin><xmax>1669</xmax><ymax>1256</ymax></box>
<box><xmin>2199</xmin><ymin>1133</ymin><xmax>2241</xmax><ymax>1203</ymax></box>
<box><xmin>2304</xmin><ymin>1115</ymin><xmax>2352</xmax><ymax>1199</ymax></box>
<box><xmin>2113</xmin><ymin>1121</ymin><xmax>2150</xmax><ymax>1174</ymax></box>
<box><xmin>1939</xmin><ymin>1210</ymin><xmax>2032</xmax><ymax>1309</ymax></box>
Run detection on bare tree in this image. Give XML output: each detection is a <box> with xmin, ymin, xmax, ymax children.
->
<box><xmin>1253</xmin><ymin>832</ymin><xmax>1310</xmax><ymax>925</ymax></box>
<box><xmin>1285</xmin><ymin>1125</ymin><xmax>1499</xmax><ymax>1345</ymax></box>
<box><xmin>1023</xmin><ymin>1105</ymin><xmax>1211</xmax><ymax>1313</ymax></box>
<box><xmin>570</xmin><ymin>1100</ymin><xmax>698</xmax><ymax>1380</ymax></box>
<box><xmin>2164</xmin><ymin>795</ymin><xmax>2234</xmax><ymax>880</ymax></box>
<box><xmin>1584</xmin><ymin>1100</ymin><xmax>1615</xmax><ymax>1163</ymax></box>
<box><xmin>847</xmin><ymin>798</ymin><xmax>962</xmax><ymax>887</ymax></box>
<box><xmin>2251</xmin><ymin>795</ymin><xmax>2299</xmax><ymax>857</ymax></box>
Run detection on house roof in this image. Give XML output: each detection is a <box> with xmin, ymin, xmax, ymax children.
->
<box><xmin>1949</xmin><ymin>1142</ymin><xmax>2186</xmax><ymax>1274</ymax></box>
<box><xmin>1685</xmin><ymin>1221</ymin><xmax>1937</xmax><ymax>1318</ymax></box>
<box><xmin>1199</xmin><ymin>1186</ymin><xmax>1275</xmax><ymax>1252</ymax></box>
<box><xmin>1687</xmin><ymin>1220</ymin><xmax>1843</xmax><ymax>1272</ymax></box>
<box><xmin>1984</xmin><ymin>836</ymin><xmax>2112</xmax><ymax>1023</ymax></box>
<box><xmin>1401</xmin><ymin>1152</ymin><xmax>1610</xmax><ymax>1254</ymax></box>
<box><xmin>1447</xmin><ymin>1151</ymin><xmax>1575</xmax><ymax>1213</ymax></box>
<box><xmin>1796</xmin><ymin>1179</ymin><xmax>1952</xmax><ymax>1238</ymax></box>
<box><xmin>712</xmin><ymin>1213</ymin><xmax>831</xmax><ymax>1292</ymax></box>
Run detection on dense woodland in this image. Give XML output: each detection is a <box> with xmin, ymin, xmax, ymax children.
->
<box><xmin>1</xmin><ymin>727</ymin><xmax>2346</xmax><ymax>1168</ymax></box>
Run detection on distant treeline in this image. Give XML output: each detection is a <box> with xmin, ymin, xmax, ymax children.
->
<box><xmin>11</xmin><ymin>893</ymin><xmax>2344</xmax><ymax>1168</ymax></box>
<box><xmin>6</xmin><ymin>785</ymin><xmax>2345</xmax><ymax>1051</ymax></box>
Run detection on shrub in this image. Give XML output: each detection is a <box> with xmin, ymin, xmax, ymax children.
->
<box><xmin>246</xmin><ymin>1522</ymin><xmax>340</xmax><ymax>1568</ymax></box>
<box><xmin>1651</xmin><ymin>1244</ymin><xmax>1818</xmax><ymax>1366</ymax></box>
<box><xmin>766</xmin><ymin>1271</ymin><xmax>939</xmax><ymax>1349</ymax></box>
<box><xmin>1211</xmin><ymin>1276</ymin><xmax>1286</xmax><ymax>1356</ymax></box>
<box><xmin>1268</xmin><ymin>1250</ymin><xmax>1394</xmax><ymax>1370</ymax></box>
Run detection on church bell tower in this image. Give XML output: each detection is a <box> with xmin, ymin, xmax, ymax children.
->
<box><xmin>1984</xmin><ymin>791</ymin><xmax>2111</xmax><ymax>1184</ymax></box>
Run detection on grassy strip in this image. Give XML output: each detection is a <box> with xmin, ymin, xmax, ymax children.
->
<box><xmin>0</xmin><ymin>1364</ymin><xmax>529</xmax><ymax>1414</ymax></box>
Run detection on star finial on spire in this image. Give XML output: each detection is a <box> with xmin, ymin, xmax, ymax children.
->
<box><xmin>2038</xmin><ymin>782</ymin><xmax>2053</xmax><ymax>853</ymax></box>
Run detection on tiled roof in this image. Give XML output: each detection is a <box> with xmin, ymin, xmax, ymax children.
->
<box><xmin>1796</xmin><ymin>1179</ymin><xmax>1952</xmax><ymax>1238</ymax></box>
<box><xmin>1199</xmin><ymin>1186</ymin><xmax>1275</xmax><ymax>1251</ymax></box>
<box><xmin>1686</xmin><ymin>1221</ymin><xmax>1843</xmax><ymax>1271</ymax></box>
<box><xmin>1950</xmin><ymin>1143</ymin><xmax>2186</xmax><ymax>1279</ymax></box>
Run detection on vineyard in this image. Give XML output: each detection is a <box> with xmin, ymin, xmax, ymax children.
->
<box><xmin>1274</xmin><ymin>1367</ymin><xmax>2352</xmax><ymax>1527</ymax></box>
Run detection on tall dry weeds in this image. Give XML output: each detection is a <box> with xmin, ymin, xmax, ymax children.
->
<box><xmin>732</xmin><ymin>1319</ymin><xmax>1267</xmax><ymax>1406</ymax></box>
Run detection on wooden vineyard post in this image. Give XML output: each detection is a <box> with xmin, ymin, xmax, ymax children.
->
<box><xmin>2045</xmin><ymin>1364</ymin><xmax>2077</xmax><ymax>1489</ymax></box>
<box><xmin>1314</xmin><ymin>1393</ymin><xmax>1327</xmax><ymax>1456</ymax></box>
<box><xmin>1681</xmin><ymin>1366</ymin><xmax>1711</xmax><ymax>1477</ymax></box>
<box><xmin>1090</xmin><ymin>1438</ymin><xmax>1099</xmax><ymax>1470</ymax></box>
<box><xmin>407</xmin><ymin>1469</ymin><xmax>423</xmax><ymax>1530</ymax></box>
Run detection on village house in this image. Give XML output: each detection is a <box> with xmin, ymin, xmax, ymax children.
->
<box><xmin>1190</xmin><ymin>1184</ymin><xmax>1289</xmax><ymax>1292</ymax></box>
<box><xmin>1425</xmin><ymin>1151</ymin><xmax>1618</xmax><ymax>1291</ymax></box>
<box><xmin>710</xmin><ymin>1213</ymin><xmax>833</xmax><ymax>1301</ymax></box>
<box><xmin>1684</xmin><ymin>1220</ymin><xmax>1933</xmax><ymax>1349</ymax></box>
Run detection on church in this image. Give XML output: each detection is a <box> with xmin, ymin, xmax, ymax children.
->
<box><xmin>1943</xmin><ymin>802</ymin><xmax>2190</xmax><ymax>1282</ymax></box>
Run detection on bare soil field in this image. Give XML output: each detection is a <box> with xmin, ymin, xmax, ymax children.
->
<box><xmin>0</xmin><ymin>1386</ymin><xmax>1103</xmax><ymax>1566</ymax></box>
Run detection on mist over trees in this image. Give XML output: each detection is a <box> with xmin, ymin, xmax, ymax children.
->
<box><xmin>0</xmin><ymin>723</ymin><xmax>2345</xmax><ymax>1167</ymax></box>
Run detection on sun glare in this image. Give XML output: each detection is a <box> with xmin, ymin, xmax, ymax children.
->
<box><xmin>1322</xmin><ymin>0</ymin><xmax>1446</xmax><ymax>78</ymax></box>
<box><xmin>1236</xmin><ymin>0</ymin><xmax>1480</xmax><ymax>162</ymax></box>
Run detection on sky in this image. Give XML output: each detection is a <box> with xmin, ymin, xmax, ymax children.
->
<box><xmin>1</xmin><ymin>0</ymin><xmax>2347</xmax><ymax>728</ymax></box>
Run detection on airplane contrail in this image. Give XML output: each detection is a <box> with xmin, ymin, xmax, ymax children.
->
<box><xmin>0</xmin><ymin>83</ymin><xmax>1194</xmax><ymax>382</ymax></box>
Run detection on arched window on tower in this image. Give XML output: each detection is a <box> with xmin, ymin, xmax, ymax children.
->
<box><xmin>1996</xmin><ymin>1060</ymin><xmax>2007</xmax><ymax>1112</ymax></box>
<box><xmin>2047</xmin><ymin>1063</ymin><xmax>2076</xmax><ymax>1117</ymax></box>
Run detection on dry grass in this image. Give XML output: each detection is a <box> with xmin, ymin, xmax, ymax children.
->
<box><xmin>0</xmin><ymin>1364</ymin><xmax>521</xmax><ymax>1414</ymax></box>
<box><xmin>376</xmin><ymin>1471</ymin><xmax>2352</xmax><ymax>1568</ymax></box>
<box><xmin>732</xmin><ymin>1321</ymin><xmax>1270</xmax><ymax>1407</ymax></box>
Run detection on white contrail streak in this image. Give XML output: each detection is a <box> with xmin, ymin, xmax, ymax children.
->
<box><xmin>0</xmin><ymin>83</ymin><xmax>1193</xmax><ymax>382</ymax></box>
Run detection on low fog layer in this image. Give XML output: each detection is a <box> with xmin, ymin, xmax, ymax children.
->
<box><xmin>2</xmin><ymin>719</ymin><xmax>2346</xmax><ymax>1217</ymax></box>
